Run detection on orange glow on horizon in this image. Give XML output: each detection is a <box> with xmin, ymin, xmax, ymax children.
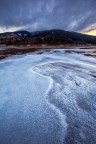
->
<box><xmin>82</xmin><ymin>30</ymin><xmax>96</xmax><ymax>36</ymax></box>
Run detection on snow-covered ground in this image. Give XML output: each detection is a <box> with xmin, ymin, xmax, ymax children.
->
<box><xmin>0</xmin><ymin>47</ymin><xmax>96</xmax><ymax>144</ymax></box>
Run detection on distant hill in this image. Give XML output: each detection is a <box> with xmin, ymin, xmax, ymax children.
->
<box><xmin>0</xmin><ymin>29</ymin><xmax>96</xmax><ymax>45</ymax></box>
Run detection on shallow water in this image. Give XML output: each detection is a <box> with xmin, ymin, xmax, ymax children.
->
<box><xmin>0</xmin><ymin>47</ymin><xmax>96</xmax><ymax>144</ymax></box>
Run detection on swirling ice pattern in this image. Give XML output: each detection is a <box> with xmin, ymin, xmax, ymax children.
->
<box><xmin>0</xmin><ymin>47</ymin><xmax>96</xmax><ymax>144</ymax></box>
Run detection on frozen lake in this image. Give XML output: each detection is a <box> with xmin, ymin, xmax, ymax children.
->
<box><xmin>0</xmin><ymin>47</ymin><xmax>96</xmax><ymax>144</ymax></box>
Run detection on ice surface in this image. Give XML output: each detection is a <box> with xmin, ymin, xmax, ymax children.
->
<box><xmin>0</xmin><ymin>47</ymin><xmax>96</xmax><ymax>144</ymax></box>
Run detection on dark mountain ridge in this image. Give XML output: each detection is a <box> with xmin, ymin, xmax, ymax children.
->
<box><xmin>0</xmin><ymin>29</ymin><xmax>96</xmax><ymax>45</ymax></box>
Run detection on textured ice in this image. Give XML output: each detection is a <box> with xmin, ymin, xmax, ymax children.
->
<box><xmin>0</xmin><ymin>48</ymin><xmax>96</xmax><ymax>144</ymax></box>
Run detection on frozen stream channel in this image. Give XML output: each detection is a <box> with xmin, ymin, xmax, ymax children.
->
<box><xmin>0</xmin><ymin>47</ymin><xmax>96</xmax><ymax>144</ymax></box>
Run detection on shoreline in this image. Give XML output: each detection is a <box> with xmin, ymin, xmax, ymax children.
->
<box><xmin>0</xmin><ymin>45</ymin><xmax>96</xmax><ymax>60</ymax></box>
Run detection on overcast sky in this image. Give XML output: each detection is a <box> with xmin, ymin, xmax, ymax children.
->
<box><xmin>0</xmin><ymin>0</ymin><xmax>96</xmax><ymax>35</ymax></box>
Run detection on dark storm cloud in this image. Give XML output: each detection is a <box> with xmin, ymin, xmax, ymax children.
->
<box><xmin>0</xmin><ymin>0</ymin><xmax>96</xmax><ymax>32</ymax></box>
